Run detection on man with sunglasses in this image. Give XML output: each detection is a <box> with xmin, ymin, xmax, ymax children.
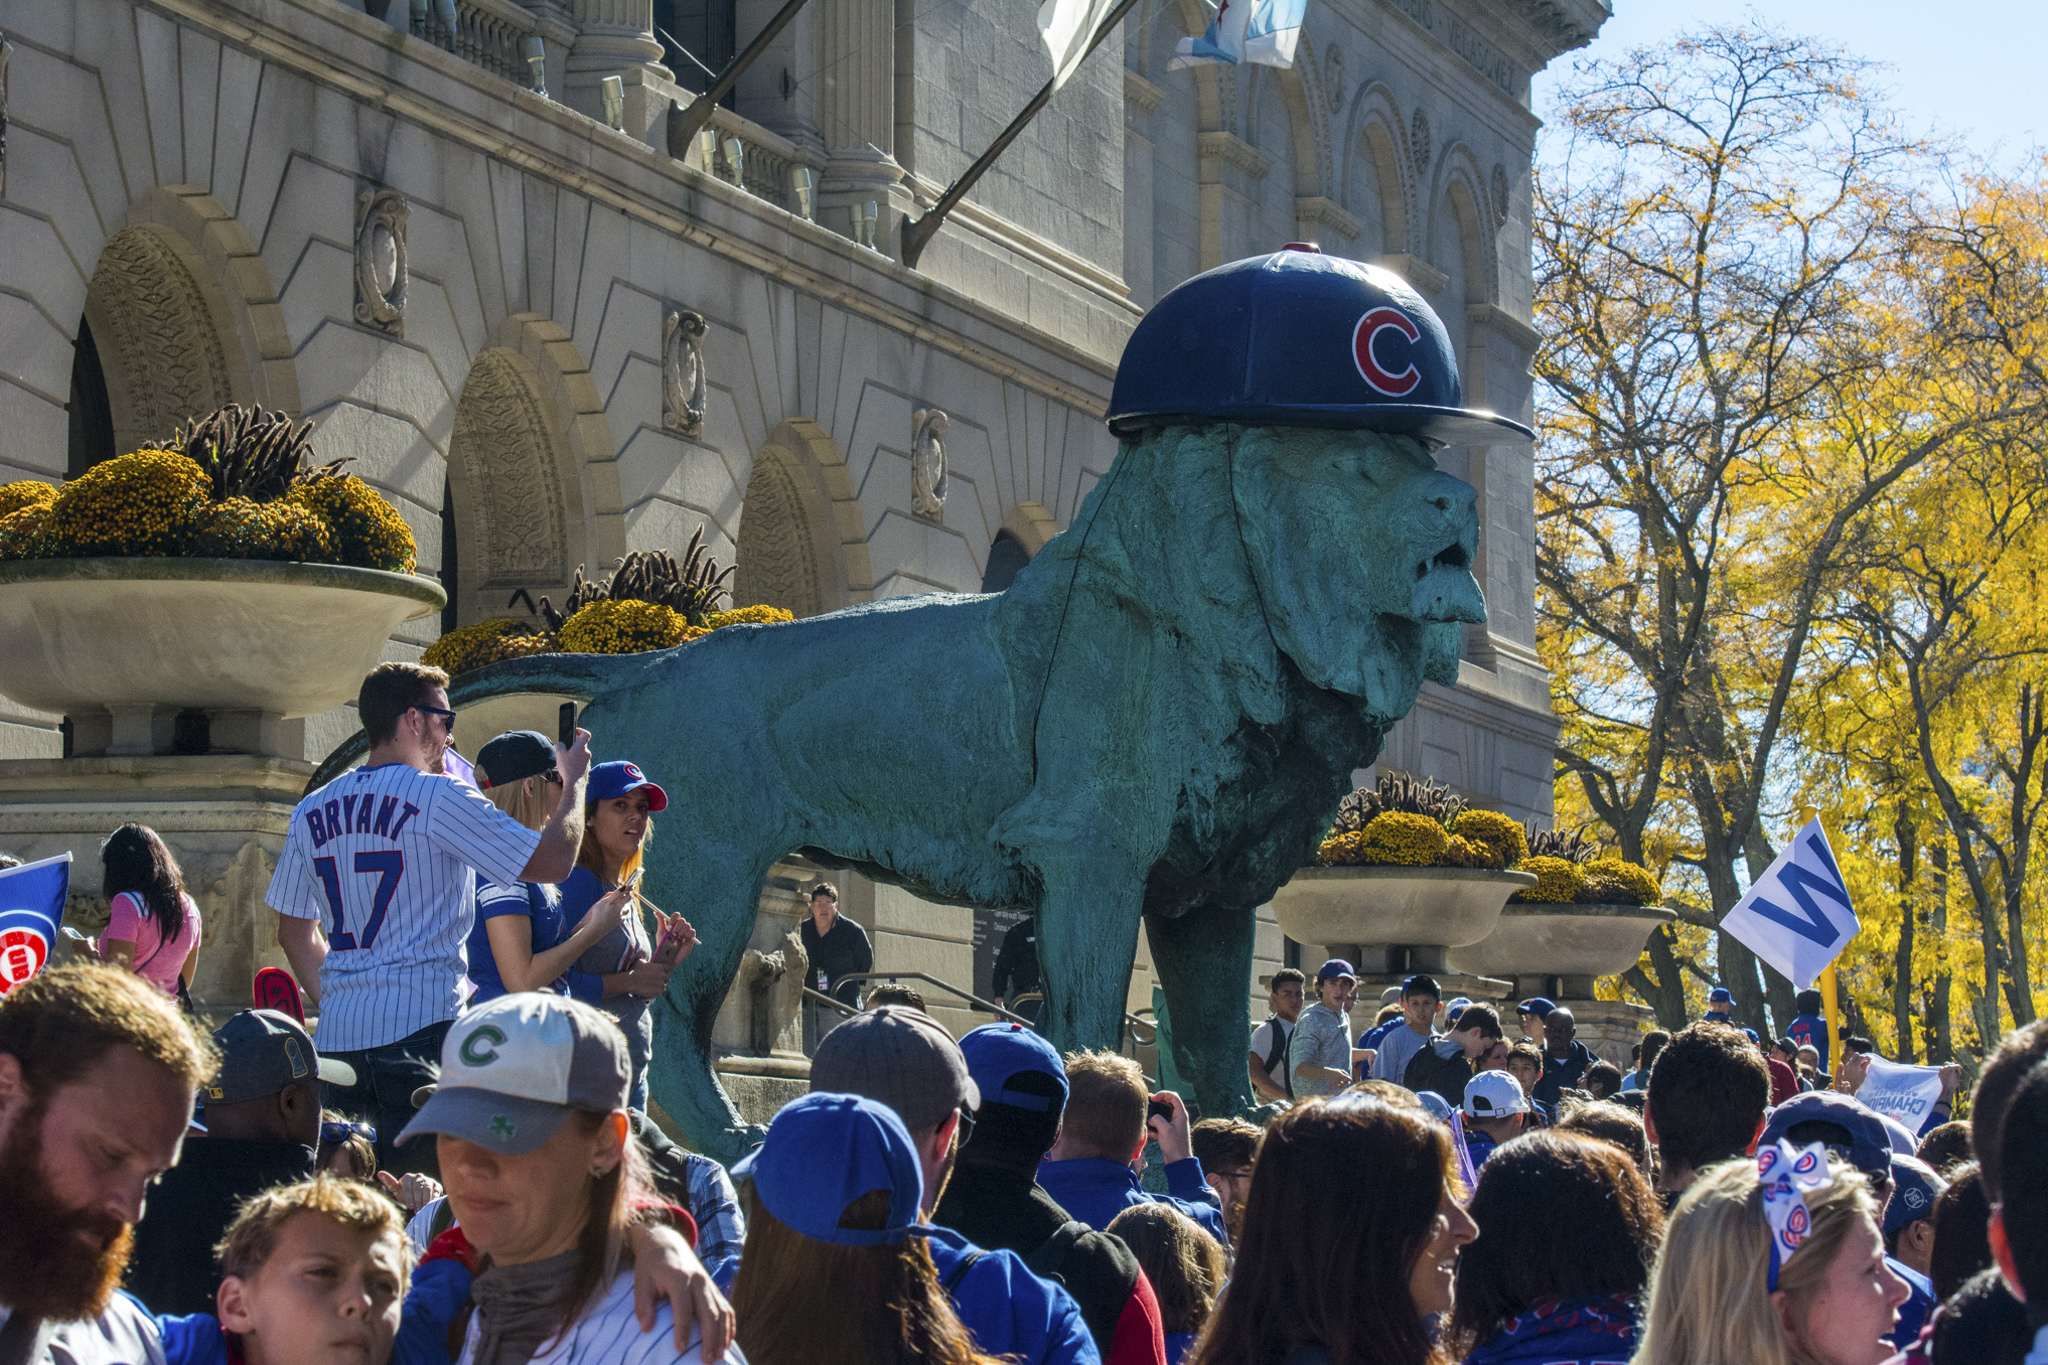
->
<box><xmin>127</xmin><ymin>1009</ymin><xmax>355</xmax><ymax>1315</ymax></box>
<box><xmin>268</xmin><ymin>663</ymin><xmax>592</xmax><ymax>1178</ymax></box>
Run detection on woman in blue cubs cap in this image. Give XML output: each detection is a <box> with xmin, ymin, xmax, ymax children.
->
<box><xmin>561</xmin><ymin>759</ymin><xmax>695</xmax><ymax>1110</ymax></box>
<box><xmin>731</xmin><ymin>1092</ymin><xmax>1008</xmax><ymax>1365</ymax></box>
<box><xmin>468</xmin><ymin>731</ymin><xmax>637</xmax><ymax>1008</ymax></box>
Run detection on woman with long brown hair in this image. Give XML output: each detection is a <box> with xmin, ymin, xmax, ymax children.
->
<box><xmin>94</xmin><ymin>823</ymin><xmax>201</xmax><ymax>998</ymax></box>
<box><xmin>1109</xmin><ymin>1202</ymin><xmax>1228</xmax><ymax>1365</ymax></box>
<box><xmin>1448</xmin><ymin>1130</ymin><xmax>1663</xmax><ymax>1365</ymax></box>
<box><xmin>732</xmin><ymin>1091</ymin><xmax>1009</xmax><ymax>1365</ymax></box>
<box><xmin>1188</xmin><ymin>1092</ymin><xmax>1478</xmax><ymax>1365</ymax></box>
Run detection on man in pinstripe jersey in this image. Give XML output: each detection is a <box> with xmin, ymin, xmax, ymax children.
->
<box><xmin>269</xmin><ymin>663</ymin><xmax>591</xmax><ymax>1178</ymax></box>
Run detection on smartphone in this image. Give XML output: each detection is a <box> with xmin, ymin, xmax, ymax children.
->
<box><xmin>60</xmin><ymin>926</ymin><xmax>89</xmax><ymax>944</ymax></box>
<box><xmin>1147</xmin><ymin>1097</ymin><xmax>1173</xmax><ymax>1123</ymax></box>
<box><xmin>558</xmin><ymin>702</ymin><xmax>577</xmax><ymax>746</ymax></box>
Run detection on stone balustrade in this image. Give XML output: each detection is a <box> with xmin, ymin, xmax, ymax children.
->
<box><xmin>691</xmin><ymin>107</ymin><xmax>824</xmax><ymax>219</ymax></box>
<box><xmin>410</xmin><ymin>0</ymin><xmax>546</xmax><ymax>89</ymax></box>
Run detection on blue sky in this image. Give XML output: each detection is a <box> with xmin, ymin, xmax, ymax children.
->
<box><xmin>1531</xmin><ymin>2</ymin><xmax>2047</xmax><ymax>169</ymax></box>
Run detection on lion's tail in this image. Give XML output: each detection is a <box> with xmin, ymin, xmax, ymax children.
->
<box><xmin>301</xmin><ymin>651</ymin><xmax>647</xmax><ymax>795</ymax></box>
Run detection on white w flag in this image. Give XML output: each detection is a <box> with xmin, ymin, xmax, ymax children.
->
<box><xmin>1038</xmin><ymin>0</ymin><xmax>1122</xmax><ymax>89</ymax></box>
<box><xmin>1720</xmin><ymin>817</ymin><xmax>1859</xmax><ymax>991</ymax></box>
<box><xmin>1167</xmin><ymin>0</ymin><xmax>1304</xmax><ymax>70</ymax></box>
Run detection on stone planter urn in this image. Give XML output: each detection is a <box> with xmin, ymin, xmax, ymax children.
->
<box><xmin>0</xmin><ymin>557</ymin><xmax>445</xmax><ymax>755</ymax></box>
<box><xmin>1446</xmin><ymin>900</ymin><xmax>1679</xmax><ymax>999</ymax></box>
<box><xmin>1270</xmin><ymin>865</ymin><xmax>1538</xmax><ymax>978</ymax></box>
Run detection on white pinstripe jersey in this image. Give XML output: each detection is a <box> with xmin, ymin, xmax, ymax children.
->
<box><xmin>267</xmin><ymin>762</ymin><xmax>542</xmax><ymax>1052</ymax></box>
<box><xmin>456</xmin><ymin>1269</ymin><xmax>744</xmax><ymax>1364</ymax></box>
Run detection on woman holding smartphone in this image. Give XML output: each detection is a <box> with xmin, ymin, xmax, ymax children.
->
<box><xmin>468</xmin><ymin>730</ymin><xmax>637</xmax><ymax>1006</ymax></box>
<box><xmin>564</xmin><ymin>759</ymin><xmax>695</xmax><ymax>1111</ymax></box>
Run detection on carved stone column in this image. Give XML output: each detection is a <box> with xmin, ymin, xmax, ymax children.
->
<box><xmin>814</xmin><ymin>0</ymin><xmax>907</xmax><ymax>245</ymax></box>
<box><xmin>564</xmin><ymin>0</ymin><xmax>672</xmax><ymax>130</ymax></box>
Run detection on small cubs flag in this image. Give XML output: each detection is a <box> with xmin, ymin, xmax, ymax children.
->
<box><xmin>0</xmin><ymin>853</ymin><xmax>71</xmax><ymax>995</ymax></box>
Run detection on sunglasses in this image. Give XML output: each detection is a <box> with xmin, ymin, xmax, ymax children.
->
<box><xmin>321</xmin><ymin>1119</ymin><xmax>375</xmax><ymax>1145</ymax></box>
<box><xmin>414</xmin><ymin>704</ymin><xmax>457</xmax><ymax>732</ymax></box>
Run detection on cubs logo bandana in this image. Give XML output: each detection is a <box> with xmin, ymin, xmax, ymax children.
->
<box><xmin>1758</xmin><ymin>1139</ymin><xmax>1833</xmax><ymax>1290</ymax></box>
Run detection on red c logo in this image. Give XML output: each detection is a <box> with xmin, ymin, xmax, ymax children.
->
<box><xmin>0</xmin><ymin>928</ymin><xmax>48</xmax><ymax>994</ymax></box>
<box><xmin>1352</xmin><ymin>307</ymin><xmax>1422</xmax><ymax>397</ymax></box>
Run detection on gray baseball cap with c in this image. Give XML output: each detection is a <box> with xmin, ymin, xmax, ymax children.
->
<box><xmin>398</xmin><ymin>994</ymin><xmax>630</xmax><ymax>1155</ymax></box>
<box><xmin>808</xmin><ymin>1005</ymin><xmax>980</xmax><ymax>1132</ymax></box>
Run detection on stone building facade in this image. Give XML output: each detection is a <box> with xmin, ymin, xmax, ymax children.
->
<box><xmin>0</xmin><ymin>0</ymin><xmax>1600</xmax><ymax>1059</ymax></box>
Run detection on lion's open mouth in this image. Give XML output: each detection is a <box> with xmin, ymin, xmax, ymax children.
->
<box><xmin>1415</xmin><ymin>543</ymin><xmax>1470</xmax><ymax>579</ymax></box>
<box><xmin>1409</xmin><ymin>538</ymin><xmax>1487</xmax><ymax>623</ymax></box>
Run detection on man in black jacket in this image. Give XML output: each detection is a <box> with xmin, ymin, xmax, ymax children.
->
<box><xmin>1403</xmin><ymin>1002</ymin><xmax>1503</xmax><ymax>1101</ymax></box>
<box><xmin>991</xmin><ymin>914</ymin><xmax>1041</xmax><ymax>1025</ymax></box>
<box><xmin>126</xmin><ymin>1009</ymin><xmax>353</xmax><ymax>1314</ymax></box>
<box><xmin>936</xmin><ymin>1023</ymin><xmax>1167</xmax><ymax>1365</ymax></box>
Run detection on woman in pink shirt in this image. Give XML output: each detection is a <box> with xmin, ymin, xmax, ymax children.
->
<box><xmin>96</xmin><ymin>823</ymin><xmax>201</xmax><ymax>997</ymax></box>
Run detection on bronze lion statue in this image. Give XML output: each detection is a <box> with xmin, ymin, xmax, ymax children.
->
<box><xmin>447</xmin><ymin>420</ymin><xmax>1485</xmax><ymax>1160</ymax></box>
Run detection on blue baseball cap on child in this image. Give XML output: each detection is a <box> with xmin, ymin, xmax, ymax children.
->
<box><xmin>1317</xmin><ymin>958</ymin><xmax>1356</xmax><ymax>983</ymax></box>
<box><xmin>733</xmin><ymin>1092</ymin><xmax>929</xmax><ymax>1246</ymax></box>
<box><xmin>1708</xmin><ymin>987</ymin><xmax>1734</xmax><ymax>1006</ymax></box>
<box><xmin>959</xmin><ymin>1022</ymin><xmax>1068</xmax><ymax>1112</ymax></box>
<box><xmin>587</xmin><ymin>760</ymin><xmax>668</xmax><ymax>811</ymax></box>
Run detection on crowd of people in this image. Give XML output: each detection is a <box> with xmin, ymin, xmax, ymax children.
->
<box><xmin>3</xmin><ymin>661</ymin><xmax>2045</xmax><ymax>1365</ymax></box>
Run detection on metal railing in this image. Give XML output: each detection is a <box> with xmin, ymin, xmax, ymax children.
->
<box><xmin>410</xmin><ymin>0</ymin><xmax>548</xmax><ymax>92</ymax></box>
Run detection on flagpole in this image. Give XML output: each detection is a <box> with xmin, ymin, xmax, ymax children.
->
<box><xmin>1820</xmin><ymin>964</ymin><xmax>1841</xmax><ymax>1087</ymax></box>
<box><xmin>666</xmin><ymin>0</ymin><xmax>821</xmax><ymax>156</ymax></box>
<box><xmin>899</xmin><ymin>0</ymin><xmax>1147</xmax><ymax>269</ymax></box>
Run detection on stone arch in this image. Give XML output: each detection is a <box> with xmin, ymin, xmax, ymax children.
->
<box><xmin>442</xmin><ymin>315</ymin><xmax>617</xmax><ymax>627</ymax></box>
<box><xmin>1001</xmin><ymin>500</ymin><xmax>1062</xmax><ymax>555</ymax></box>
<box><xmin>980</xmin><ymin>501</ymin><xmax>1061</xmax><ymax>593</ymax></box>
<box><xmin>1427</xmin><ymin>144</ymin><xmax>1499</xmax><ymax>309</ymax></box>
<box><xmin>1343</xmin><ymin>85</ymin><xmax>1412</xmax><ymax>257</ymax></box>
<box><xmin>73</xmin><ymin>186</ymin><xmax>298</xmax><ymax>468</ymax></box>
<box><xmin>732</xmin><ymin>417</ymin><xmax>873</xmax><ymax>619</ymax></box>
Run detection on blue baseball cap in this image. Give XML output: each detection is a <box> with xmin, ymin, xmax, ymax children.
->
<box><xmin>1445</xmin><ymin>996</ymin><xmax>1473</xmax><ymax>1027</ymax></box>
<box><xmin>733</xmin><ymin>1092</ymin><xmax>929</xmax><ymax>1246</ymax></box>
<box><xmin>1884</xmin><ymin>1154</ymin><xmax>1947</xmax><ymax>1237</ymax></box>
<box><xmin>587</xmin><ymin>760</ymin><xmax>668</xmax><ymax>811</ymax></box>
<box><xmin>959</xmin><ymin>1022</ymin><xmax>1068</xmax><ymax>1113</ymax></box>
<box><xmin>1317</xmin><ymin>957</ymin><xmax>1356</xmax><ymax>983</ymax></box>
<box><xmin>1760</xmin><ymin>1091</ymin><xmax>1894</xmax><ymax>1180</ymax></box>
<box><xmin>1743</xmin><ymin>1027</ymin><xmax>1761</xmax><ymax>1044</ymax></box>
<box><xmin>1708</xmin><ymin>987</ymin><xmax>1734</xmax><ymax>1006</ymax></box>
<box><xmin>1104</xmin><ymin>246</ymin><xmax>1533</xmax><ymax>443</ymax></box>
<box><xmin>1517</xmin><ymin>997</ymin><xmax>1555</xmax><ymax>1018</ymax></box>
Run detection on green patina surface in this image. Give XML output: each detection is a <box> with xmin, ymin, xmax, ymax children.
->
<box><xmin>449</xmin><ymin>425</ymin><xmax>1487</xmax><ymax>1162</ymax></box>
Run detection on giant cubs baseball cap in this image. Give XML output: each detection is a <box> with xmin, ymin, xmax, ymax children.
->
<box><xmin>734</xmin><ymin>1092</ymin><xmax>929</xmax><ymax>1246</ymax></box>
<box><xmin>398</xmin><ymin>994</ymin><xmax>630</xmax><ymax>1154</ymax></box>
<box><xmin>1105</xmin><ymin>245</ymin><xmax>1533</xmax><ymax>443</ymax></box>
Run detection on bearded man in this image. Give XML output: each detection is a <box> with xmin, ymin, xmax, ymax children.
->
<box><xmin>0</xmin><ymin>964</ymin><xmax>216</xmax><ymax>1363</ymax></box>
